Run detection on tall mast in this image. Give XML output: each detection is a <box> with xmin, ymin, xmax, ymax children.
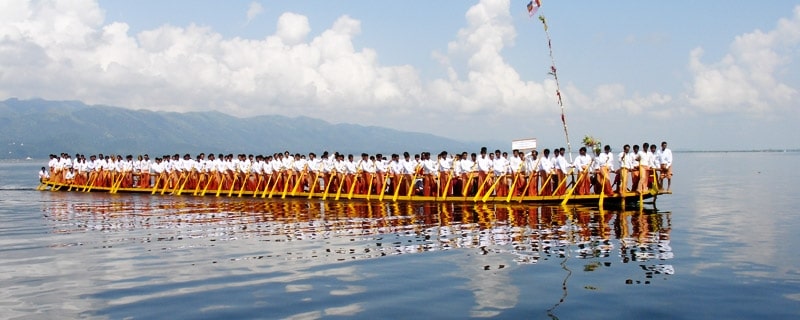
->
<box><xmin>530</xmin><ymin>2</ymin><xmax>573</xmax><ymax>162</ymax></box>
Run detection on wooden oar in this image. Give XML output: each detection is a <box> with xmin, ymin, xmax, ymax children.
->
<box><xmin>505</xmin><ymin>172</ymin><xmax>521</xmax><ymax>202</ymax></box>
<box><xmin>215</xmin><ymin>174</ymin><xmax>226</xmax><ymax>197</ymax></box>
<box><xmin>281</xmin><ymin>171</ymin><xmax>293</xmax><ymax>199</ymax></box>
<box><xmin>335</xmin><ymin>173</ymin><xmax>346</xmax><ymax>201</ymax></box>
<box><xmin>599</xmin><ymin>171</ymin><xmax>607</xmax><ymax>207</ymax></box>
<box><xmin>473</xmin><ymin>172</ymin><xmax>493</xmax><ymax>202</ymax></box>
<box><xmin>291</xmin><ymin>169</ymin><xmax>306</xmax><ymax>196</ymax></box>
<box><xmin>440</xmin><ymin>172</ymin><xmax>454</xmax><ymax>201</ymax></box>
<box><xmin>261</xmin><ymin>174</ymin><xmax>273</xmax><ymax>198</ymax></box>
<box><xmin>151</xmin><ymin>175</ymin><xmax>161</xmax><ymax>194</ymax></box>
<box><xmin>462</xmin><ymin>173</ymin><xmax>475</xmax><ymax>198</ymax></box>
<box><xmin>201</xmin><ymin>173</ymin><xmax>215</xmax><ymax>196</ymax></box>
<box><xmin>193</xmin><ymin>173</ymin><xmax>206</xmax><ymax>196</ymax></box>
<box><xmin>347</xmin><ymin>171</ymin><xmax>361</xmax><ymax>200</ymax></box>
<box><xmin>176</xmin><ymin>172</ymin><xmax>192</xmax><ymax>195</ymax></box>
<box><xmin>561</xmin><ymin>165</ymin><xmax>590</xmax><ymax>206</ymax></box>
<box><xmin>378</xmin><ymin>174</ymin><xmax>388</xmax><ymax>202</ymax></box>
<box><xmin>308</xmin><ymin>171</ymin><xmax>320</xmax><ymax>199</ymax></box>
<box><xmin>321</xmin><ymin>171</ymin><xmax>335</xmax><ymax>200</ymax></box>
<box><xmin>238</xmin><ymin>172</ymin><xmax>250</xmax><ymax>197</ymax></box>
<box><xmin>252</xmin><ymin>175</ymin><xmax>263</xmax><ymax>198</ymax></box>
<box><xmin>268</xmin><ymin>171</ymin><xmax>283</xmax><ymax>198</ymax></box>
<box><xmin>227</xmin><ymin>174</ymin><xmax>238</xmax><ymax>197</ymax></box>
<box><xmin>392</xmin><ymin>175</ymin><xmax>404</xmax><ymax>202</ymax></box>
<box><xmin>365</xmin><ymin>173</ymin><xmax>374</xmax><ymax>200</ymax></box>
<box><xmin>481</xmin><ymin>173</ymin><xmax>504</xmax><ymax>202</ymax></box>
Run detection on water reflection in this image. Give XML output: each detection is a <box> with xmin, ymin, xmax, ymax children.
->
<box><xmin>43</xmin><ymin>197</ymin><xmax>671</xmax><ymax>265</ymax></box>
<box><xmin>39</xmin><ymin>196</ymin><xmax>674</xmax><ymax>318</ymax></box>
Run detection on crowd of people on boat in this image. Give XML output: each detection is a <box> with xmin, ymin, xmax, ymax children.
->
<box><xmin>40</xmin><ymin>141</ymin><xmax>673</xmax><ymax>198</ymax></box>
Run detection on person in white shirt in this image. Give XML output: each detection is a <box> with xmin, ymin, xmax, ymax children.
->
<box><xmin>596</xmin><ymin>145</ymin><xmax>615</xmax><ymax>195</ymax></box>
<box><xmin>615</xmin><ymin>145</ymin><xmax>634</xmax><ymax>192</ymax></box>
<box><xmin>39</xmin><ymin>166</ymin><xmax>50</xmax><ymax>182</ymax></box>
<box><xmin>571</xmin><ymin>147</ymin><xmax>593</xmax><ymax>195</ymax></box>
<box><xmin>657</xmin><ymin>141</ymin><xmax>673</xmax><ymax>191</ymax></box>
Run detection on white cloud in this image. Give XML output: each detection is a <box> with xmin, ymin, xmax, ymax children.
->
<box><xmin>246</xmin><ymin>2</ymin><xmax>263</xmax><ymax>24</ymax></box>
<box><xmin>688</xmin><ymin>5</ymin><xmax>800</xmax><ymax>115</ymax></box>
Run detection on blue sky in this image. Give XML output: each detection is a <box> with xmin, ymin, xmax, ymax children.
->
<box><xmin>1</xmin><ymin>0</ymin><xmax>798</xmax><ymax>150</ymax></box>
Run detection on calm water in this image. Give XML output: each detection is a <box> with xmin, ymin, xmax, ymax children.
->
<box><xmin>1</xmin><ymin>152</ymin><xmax>798</xmax><ymax>319</ymax></box>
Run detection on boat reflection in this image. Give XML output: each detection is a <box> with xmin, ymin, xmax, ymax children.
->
<box><xmin>43</xmin><ymin>196</ymin><xmax>672</xmax><ymax>270</ymax></box>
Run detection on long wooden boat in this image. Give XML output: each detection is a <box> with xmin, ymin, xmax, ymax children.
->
<box><xmin>37</xmin><ymin>179</ymin><xmax>669</xmax><ymax>208</ymax></box>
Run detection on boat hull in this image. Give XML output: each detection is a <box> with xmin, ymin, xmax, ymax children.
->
<box><xmin>37</xmin><ymin>181</ymin><xmax>668</xmax><ymax>207</ymax></box>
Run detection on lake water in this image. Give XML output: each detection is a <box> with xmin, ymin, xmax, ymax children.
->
<box><xmin>1</xmin><ymin>152</ymin><xmax>799</xmax><ymax>319</ymax></box>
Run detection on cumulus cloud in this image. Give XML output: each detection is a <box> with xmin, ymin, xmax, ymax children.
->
<box><xmin>246</xmin><ymin>2</ymin><xmax>263</xmax><ymax>24</ymax></box>
<box><xmin>688</xmin><ymin>6</ymin><xmax>800</xmax><ymax>114</ymax></box>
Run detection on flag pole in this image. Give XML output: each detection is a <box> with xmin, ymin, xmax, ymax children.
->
<box><xmin>538</xmin><ymin>14</ymin><xmax>573</xmax><ymax>162</ymax></box>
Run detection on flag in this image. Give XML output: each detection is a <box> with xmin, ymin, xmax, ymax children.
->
<box><xmin>527</xmin><ymin>1</ymin><xmax>541</xmax><ymax>17</ymax></box>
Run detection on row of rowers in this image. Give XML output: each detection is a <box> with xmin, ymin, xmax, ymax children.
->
<box><xmin>48</xmin><ymin>143</ymin><xmax>672</xmax><ymax>178</ymax></box>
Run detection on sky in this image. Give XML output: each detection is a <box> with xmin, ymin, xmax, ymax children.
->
<box><xmin>1</xmin><ymin>0</ymin><xmax>798</xmax><ymax>151</ymax></box>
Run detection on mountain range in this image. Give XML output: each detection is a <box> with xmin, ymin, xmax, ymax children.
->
<box><xmin>0</xmin><ymin>98</ymin><xmax>499</xmax><ymax>159</ymax></box>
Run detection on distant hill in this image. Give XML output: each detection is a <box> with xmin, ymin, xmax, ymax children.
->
<box><xmin>0</xmin><ymin>98</ymin><xmax>496</xmax><ymax>159</ymax></box>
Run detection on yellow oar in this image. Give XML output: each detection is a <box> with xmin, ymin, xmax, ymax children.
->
<box><xmin>160</xmin><ymin>173</ymin><xmax>173</xmax><ymax>195</ymax></box>
<box><xmin>348</xmin><ymin>172</ymin><xmax>361</xmax><ymax>200</ymax></box>
<box><xmin>215</xmin><ymin>174</ymin><xmax>226</xmax><ymax>197</ymax></box>
<box><xmin>518</xmin><ymin>173</ymin><xmax>534</xmax><ymax>203</ymax></box>
<box><xmin>261</xmin><ymin>174</ymin><xmax>273</xmax><ymax>198</ymax></box>
<box><xmin>365</xmin><ymin>173</ymin><xmax>374</xmax><ymax>200</ymax></box>
<box><xmin>378</xmin><ymin>174</ymin><xmax>388</xmax><ymax>202</ymax></box>
<box><xmin>481</xmin><ymin>174</ymin><xmax>504</xmax><ymax>202</ymax></box>
<box><xmin>473</xmin><ymin>172</ymin><xmax>493</xmax><ymax>202</ymax></box>
<box><xmin>252</xmin><ymin>175</ymin><xmax>263</xmax><ymax>198</ymax></box>
<box><xmin>561</xmin><ymin>166</ymin><xmax>589</xmax><ymax>206</ymax></box>
<box><xmin>193</xmin><ymin>173</ymin><xmax>206</xmax><ymax>196</ymax></box>
<box><xmin>335</xmin><ymin>173</ymin><xmax>346</xmax><ymax>201</ymax></box>
<box><xmin>322</xmin><ymin>171</ymin><xmax>335</xmax><ymax>200</ymax></box>
<box><xmin>505</xmin><ymin>172</ymin><xmax>521</xmax><ymax>202</ymax></box>
<box><xmin>462</xmin><ymin>173</ymin><xmax>475</xmax><ymax>198</ymax></box>
<box><xmin>176</xmin><ymin>172</ymin><xmax>191</xmax><ymax>195</ymax></box>
<box><xmin>599</xmin><ymin>171</ymin><xmax>607</xmax><ymax>207</ymax></box>
<box><xmin>440</xmin><ymin>172</ymin><xmax>453</xmax><ymax>201</ymax></box>
<box><xmin>268</xmin><ymin>171</ymin><xmax>283</xmax><ymax>198</ymax></box>
<box><xmin>308</xmin><ymin>171</ymin><xmax>320</xmax><ymax>199</ymax></box>
<box><xmin>201</xmin><ymin>173</ymin><xmax>215</xmax><ymax>196</ymax></box>
<box><xmin>392</xmin><ymin>175</ymin><xmax>404</xmax><ymax>202</ymax></box>
<box><xmin>227</xmin><ymin>174</ymin><xmax>238</xmax><ymax>197</ymax></box>
<box><xmin>291</xmin><ymin>170</ymin><xmax>306</xmax><ymax>196</ymax></box>
<box><xmin>281</xmin><ymin>171</ymin><xmax>293</xmax><ymax>199</ymax></box>
<box><xmin>151</xmin><ymin>175</ymin><xmax>161</xmax><ymax>194</ymax></box>
<box><xmin>238</xmin><ymin>172</ymin><xmax>250</xmax><ymax>197</ymax></box>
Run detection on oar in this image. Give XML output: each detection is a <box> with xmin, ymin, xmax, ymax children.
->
<box><xmin>440</xmin><ymin>172</ymin><xmax>454</xmax><ymax>201</ymax></box>
<box><xmin>193</xmin><ymin>173</ymin><xmax>206</xmax><ymax>196</ymax></box>
<box><xmin>201</xmin><ymin>173</ymin><xmax>215</xmax><ymax>196</ymax></box>
<box><xmin>561</xmin><ymin>165</ymin><xmax>590</xmax><ymax>206</ymax></box>
<box><xmin>347</xmin><ymin>171</ymin><xmax>361</xmax><ymax>200</ymax></box>
<box><xmin>281</xmin><ymin>171</ymin><xmax>293</xmax><ymax>199</ymax></box>
<box><xmin>505</xmin><ymin>172</ymin><xmax>521</xmax><ymax>202</ymax></box>
<box><xmin>268</xmin><ymin>171</ymin><xmax>283</xmax><ymax>198</ymax></box>
<box><xmin>473</xmin><ymin>172</ymin><xmax>493</xmax><ymax>202</ymax></box>
<box><xmin>238</xmin><ymin>172</ymin><xmax>250</xmax><ymax>197</ymax></box>
<box><xmin>462</xmin><ymin>173</ymin><xmax>475</xmax><ymax>198</ymax></box>
<box><xmin>481</xmin><ymin>174</ymin><xmax>504</xmax><ymax>202</ymax></box>
<box><xmin>407</xmin><ymin>168</ymin><xmax>420</xmax><ymax>197</ymax></box>
<box><xmin>335</xmin><ymin>173</ymin><xmax>346</xmax><ymax>201</ymax></box>
<box><xmin>227</xmin><ymin>174</ymin><xmax>238</xmax><ymax>197</ymax></box>
<box><xmin>378</xmin><ymin>174</ymin><xmax>388</xmax><ymax>202</ymax></box>
<box><xmin>308</xmin><ymin>171</ymin><xmax>320</xmax><ymax>199</ymax></box>
<box><xmin>291</xmin><ymin>169</ymin><xmax>306</xmax><ymax>196</ymax></box>
<box><xmin>392</xmin><ymin>175</ymin><xmax>404</xmax><ymax>202</ymax></box>
<box><xmin>518</xmin><ymin>173</ymin><xmax>534</xmax><ymax>203</ymax></box>
<box><xmin>215</xmin><ymin>174</ymin><xmax>226</xmax><ymax>197</ymax></box>
<box><xmin>252</xmin><ymin>175</ymin><xmax>263</xmax><ymax>198</ymax></box>
<box><xmin>176</xmin><ymin>172</ymin><xmax>191</xmax><ymax>195</ymax></box>
<box><xmin>599</xmin><ymin>171</ymin><xmax>607</xmax><ymax>207</ymax></box>
<box><xmin>160</xmin><ymin>173</ymin><xmax>172</xmax><ymax>195</ymax></box>
<box><xmin>261</xmin><ymin>174</ymin><xmax>273</xmax><ymax>198</ymax></box>
<box><xmin>151</xmin><ymin>175</ymin><xmax>161</xmax><ymax>194</ymax></box>
<box><xmin>365</xmin><ymin>173</ymin><xmax>374</xmax><ymax>200</ymax></box>
<box><xmin>322</xmin><ymin>171</ymin><xmax>335</xmax><ymax>200</ymax></box>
